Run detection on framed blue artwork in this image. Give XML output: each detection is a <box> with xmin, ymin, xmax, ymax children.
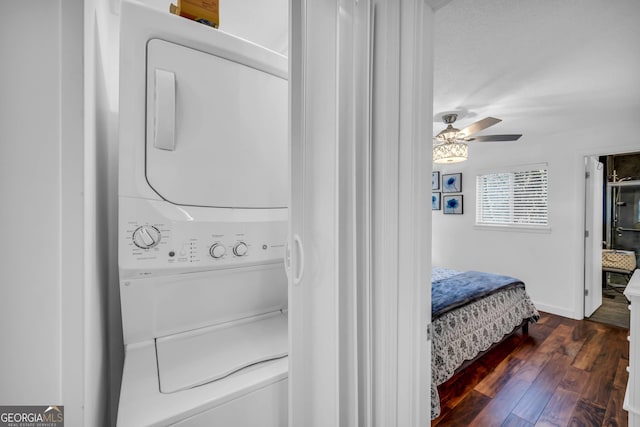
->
<box><xmin>442</xmin><ymin>173</ymin><xmax>462</xmax><ymax>193</ymax></box>
<box><xmin>432</xmin><ymin>192</ymin><xmax>441</xmax><ymax>210</ymax></box>
<box><xmin>432</xmin><ymin>171</ymin><xmax>440</xmax><ymax>190</ymax></box>
<box><xmin>443</xmin><ymin>195</ymin><xmax>463</xmax><ymax>214</ymax></box>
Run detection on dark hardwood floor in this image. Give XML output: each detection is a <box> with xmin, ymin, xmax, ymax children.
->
<box><xmin>432</xmin><ymin>312</ymin><xmax>629</xmax><ymax>427</ymax></box>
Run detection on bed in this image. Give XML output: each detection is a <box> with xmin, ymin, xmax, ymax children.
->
<box><xmin>430</xmin><ymin>267</ymin><xmax>539</xmax><ymax>419</ymax></box>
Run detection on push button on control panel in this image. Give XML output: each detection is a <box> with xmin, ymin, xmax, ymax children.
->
<box><xmin>209</xmin><ymin>243</ymin><xmax>226</xmax><ymax>259</ymax></box>
<box><xmin>233</xmin><ymin>242</ymin><xmax>248</xmax><ymax>257</ymax></box>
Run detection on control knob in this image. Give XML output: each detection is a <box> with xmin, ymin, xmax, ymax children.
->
<box><xmin>233</xmin><ymin>242</ymin><xmax>248</xmax><ymax>257</ymax></box>
<box><xmin>132</xmin><ymin>225</ymin><xmax>161</xmax><ymax>249</ymax></box>
<box><xmin>209</xmin><ymin>243</ymin><xmax>226</xmax><ymax>259</ymax></box>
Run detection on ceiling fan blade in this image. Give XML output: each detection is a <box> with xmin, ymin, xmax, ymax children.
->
<box><xmin>465</xmin><ymin>134</ymin><xmax>522</xmax><ymax>142</ymax></box>
<box><xmin>457</xmin><ymin>117</ymin><xmax>501</xmax><ymax>137</ymax></box>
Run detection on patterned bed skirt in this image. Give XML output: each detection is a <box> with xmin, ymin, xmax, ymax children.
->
<box><xmin>431</xmin><ymin>287</ymin><xmax>539</xmax><ymax>419</ymax></box>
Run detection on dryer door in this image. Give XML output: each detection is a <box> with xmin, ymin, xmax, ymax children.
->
<box><xmin>145</xmin><ymin>39</ymin><xmax>287</xmax><ymax>208</ymax></box>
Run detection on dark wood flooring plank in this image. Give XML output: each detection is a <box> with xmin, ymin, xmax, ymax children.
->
<box><xmin>437</xmin><ymin>331</ymin><xmax>530</xmax><ymax>412</ymax></box>
<box><xmin>567</xmin><ymin>399</ymin><xmax>605</xmax><ymax>426</ymax></box>
<box><xmin>469</xmin><ymin>379</ymin><xmax>531</xmax><ymax>426</ymax></box>
<box><xmin>479</xmin><ymin>333</ymin><xmax>531</xmax><ymax>371</ymax></box>
<box><xmin>436</xmin><ymin>361</ymin><xmax>492</xmax><ymax>411</ymax></box>
<box><xmin>511</xmin><ymin>321</ymin><xmax>580</xmax><ymax>384</ymax></box>
<box><xmin>512</xmin><ymin>350</ymin><xmax>552</xmax><ymax>383</ymax></box>
<box><xmin>528</xmin><ymin>321</ymin><xmax>588</xmax><ymax>362</ymax></box>
<box><xmin>527</xmin><ymin>323</ymin><xmax>555</xmax><ymax>344</ymax></box>
<box><xmin>433</xmin><ymin>390</ymin><xmax>491</xmax><ymax>427</ymax></box>
<box><xmin>567</xmin><ymin>321</ymin><xmax>598</xmax><ymax>348</ymax></box>
<box><xmin>571</xmin><ymin>324</ymin><xmax>608</xmax><ymax>371</ymax></box>
<box><xmin>580</xmin><ymin>329</ymin><xmax>627</xmax><ymax>408</ymax></box>
<box><xmin>602</xmin><ymin>380</ymin><xmax>628</xmax><ymax>427</ymax></box>
<box><xmin>510</xmin><ymin>335</ymin><xmax>540</xmax><ymax>361</ymax></box>
<box><xmin>511</xmin><ymin>353</ymin><xmax>573</xmax><ymax>423</ymax></box>
<box><xmin>533</xmin><ymin>388</ymin><xmax>580</xmax><ymax>427</ymax></box>
<box><xmin>558</xmin><ymin>366</ymin><xmax>590</xmax><ymax>394</ymax></box>
<box><xmin>475</xmin><ymin>354</ymin><xmax>525</xmax><ymax>398</ymax></box>
<box><xmin>557</xmin><ymin>324</ymin><xmax>589</xmax><ymax>360</ymax></box>
<box><xmin>502</xmin><ymin>413</ymin><xmax>534</xmax><ymax>427</ymax></box>
<box><xmin>613</xmin><ymin>357</ymin><xmax>629</xmax><ymax>389</ymax></box>
<box><xmin>536</xmin><ymin>313</ymin><xmax>563</xmax><ymax>328</ymax></box>
<box><xmin>534</xmin><ymin>324</ymin><xmax>573</xmax><ymax>356</ymax></box>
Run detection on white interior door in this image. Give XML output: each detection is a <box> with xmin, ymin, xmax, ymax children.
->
<box><xmin>584</xmin><ymin>156</ymin><xmax>603</xmax><ymax>317</ymax></box>
<box><xmin>288</xmin><ymin>0</ymin><xmax>342</xmax><ymax>425</ymax></box>
<box><xmin>289</xmin><ymin>1</ymin><xmax>433</xmax><ymax>426</ymax></box>
<box><xmin>288</xmin><ymin>0</ymin><xmax>369</xmax><ymax>425</ymax></box>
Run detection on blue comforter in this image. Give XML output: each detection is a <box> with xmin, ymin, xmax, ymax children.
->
<box><xmin>432</xmin><ymin>270</ymin><xmax>524</xmax><ymax>319</ymax></box>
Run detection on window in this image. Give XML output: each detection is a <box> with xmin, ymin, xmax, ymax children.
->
<box><xmin>476</xmin><ymin>164</ymin><xmax>548</xmax><ymax>229</ymax></box>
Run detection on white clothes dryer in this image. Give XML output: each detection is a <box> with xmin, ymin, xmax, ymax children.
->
<box><xmin>117</xmin><ymin>1</ymin><xmax>288</xmax><ymax>425</ymax></box>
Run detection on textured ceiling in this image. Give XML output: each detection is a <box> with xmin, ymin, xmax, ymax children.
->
<box><xmin>432</xmin><ymin>0</ymin><xmax>640</xmax><ymax>139</ymax></box>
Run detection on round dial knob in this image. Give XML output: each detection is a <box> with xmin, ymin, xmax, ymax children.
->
<box><xmin>209</xmin><ymin>243</ymin><xmax>226</xmax><ymax>259</ymax></box>
<box><xmin>233</xmin><ymin>242</ymin><xmax>248</xmax><ymax>257</ymax></box>
<box><xmin>132</xmin><ymin>225</ymin><xmax>161</xmax><ymax>249</ymax></box>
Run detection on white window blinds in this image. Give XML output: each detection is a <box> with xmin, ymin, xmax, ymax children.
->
<box><xmin>476</xmin><ymin>165</ymin><xmax>548</xmax><ymax>228</ymax></box>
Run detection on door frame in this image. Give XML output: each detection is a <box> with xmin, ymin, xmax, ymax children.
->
<box><xmin>581</xmin><ymin>149</ymin><xmax>640</xmax><ymax>319</ymax></box>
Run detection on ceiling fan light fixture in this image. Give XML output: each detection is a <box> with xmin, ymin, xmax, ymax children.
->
<box><xmin>435</xmin><ymin>124</ymin><xmax>460</xmax><ymax>143</ymax></box>
<box><xmin>433</xmin><ymin>141</ymin><xmax>468</xmax><ymax>164</ymax></box>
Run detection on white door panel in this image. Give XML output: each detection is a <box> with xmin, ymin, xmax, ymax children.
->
<box><xmin>584</xmin><ymin>157</ymin><xmax>603</xmax><ymax>317</ymax></box>
<box><xmin>146</xmin><ymin>39</ymin><xmax>287</xmax><ymax>208</ymax></box>
<box><xmin>288</xmin><ymin>0</ymin><xmax>341</xmax><ymax>424</ymax></box>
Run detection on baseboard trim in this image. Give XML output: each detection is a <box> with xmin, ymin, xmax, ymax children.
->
<box><xmin>532</xmin><ymin>301</ymin><xmax>581</xmax><ymax>320</ymax></box>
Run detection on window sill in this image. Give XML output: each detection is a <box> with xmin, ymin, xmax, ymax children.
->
<box><xmin>473</xmin><ymin>224</ymin><xmax>552</xmax><ymax>234</ymax></box>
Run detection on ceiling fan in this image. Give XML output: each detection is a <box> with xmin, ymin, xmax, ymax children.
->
<box><xmin>433</xmin><ymin>113</ymin><xmax>522</xmax><ymax>164</ymax></box>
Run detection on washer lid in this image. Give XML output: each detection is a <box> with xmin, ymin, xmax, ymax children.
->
<box><xmin>146</xmin><ymin>39</ymin><xmax>287</xmax><ymax>208</ymax></box>
<box><xmin>155</xmin><ymin>312</ymin><xmax>288</xmax><ymax>393</ymax></box>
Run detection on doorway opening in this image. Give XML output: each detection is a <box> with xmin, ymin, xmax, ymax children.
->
<box><xmin>585</xmin><ymin>152</ymin><xmax>640</xmax><ymax>329</ymax></box>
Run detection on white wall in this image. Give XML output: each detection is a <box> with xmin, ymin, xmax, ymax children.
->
<box><xmin>0</xmin><ymin>0</ymin><xmax>64</xmax><ymax>402</ymax></box>
<box><xmin>0</xmin><ymin>2</ymin><xmax>112</xmax><ymax>426</ymax></box>
<box><xmin>0</xmin><ymin>1</ymin><xmax>97</xmax><ymax>425</ymax></box>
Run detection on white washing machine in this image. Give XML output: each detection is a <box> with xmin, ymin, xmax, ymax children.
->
<box><xmin>117</xmin><ymin>1</ymin><xmax>288</xmax><ymax>425</ymax></box>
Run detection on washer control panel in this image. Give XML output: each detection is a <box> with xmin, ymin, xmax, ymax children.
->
<box><xmin>119</xmin><ymin>198</ymin><xmax>288</xmax><ymax>278</ymax></box>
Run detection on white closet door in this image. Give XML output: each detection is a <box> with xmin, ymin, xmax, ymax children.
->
<box><xmin>288</xmin><ymin>0</ymin><xmax>433</xmax><ymax>426</ymax></box>
<box><xmin>289</xmin><ymin>0</ymin><xmax>372</xmax><ymax>424</ymax></box>
<box><xmin>288</xmin><ymin>0</ymin><xmax>343</xmax><ymax>425</ymax></box>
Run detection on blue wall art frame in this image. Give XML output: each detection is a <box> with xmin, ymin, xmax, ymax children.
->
<box><xmin>443</xmin><ymin>195</ymin><xmax>463</xmax><ymax>214</ymax></box>
<box><xmin>442</xmin><ymin>173</ymin><xmax>462</xmax><ymax>193</ymax></box>
<box><xmin>432</xmin><ymin>192</ymin><xmax>441</xmax><ymax>210</ymax></box>
<box><xmin>432</xmin><ymin>171</ymin><xmax>440</xmax><ymax>190</ymax></box>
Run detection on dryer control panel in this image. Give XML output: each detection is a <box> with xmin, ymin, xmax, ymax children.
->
<box><xmin>119</xmin><ymin>197</ymin><xmax>288</xmax><ymax>279</ymax></box>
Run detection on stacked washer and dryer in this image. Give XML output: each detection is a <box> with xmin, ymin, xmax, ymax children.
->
<box><xmin>117</xmin><ymin>1</ymin><xmax>289</xmax><ymax>425</ymax></box>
